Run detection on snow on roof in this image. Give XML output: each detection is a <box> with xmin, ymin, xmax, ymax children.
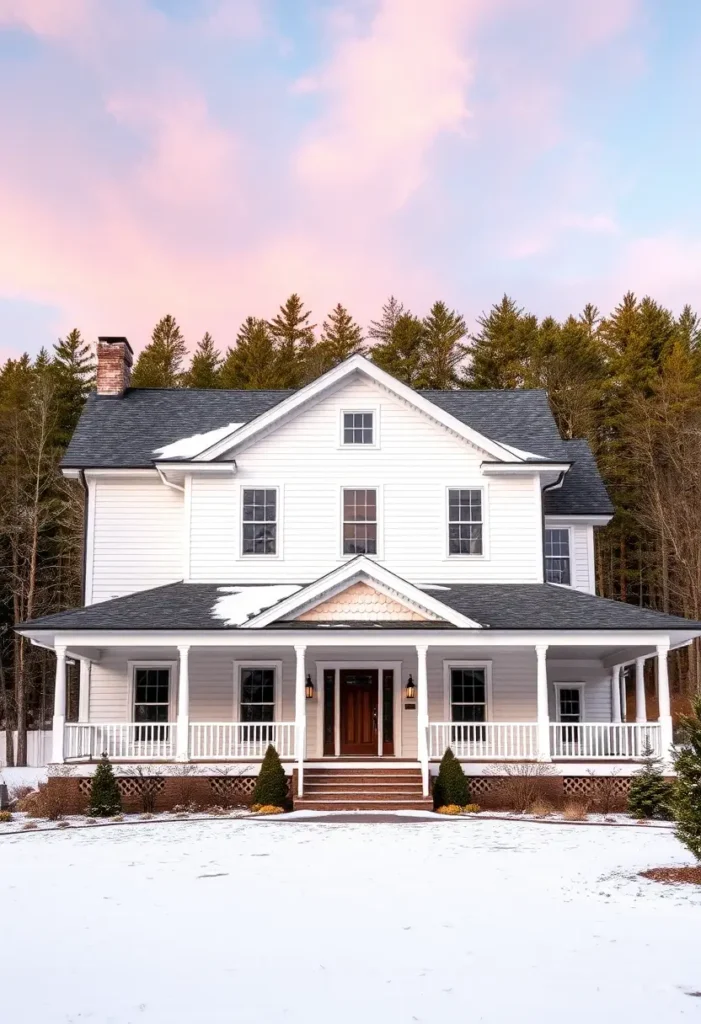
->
<box><xmin>153</xmin><ymin>422</ymin><xmax>244</xmax><ymax>460</ymax></box>
<box><xmin>498</xmin><ymin>441</ymin><xmax>543</xmax><ymax>461</ymax></box>
<box><xmin>418</xmin><ymin>584</ymin><xmax>451</xmax><ymax>591</ymax></box>
<box><xmin>211</xmin><ymin>584</ymin><xmax>303</xmax><ymax>626</ymax></box>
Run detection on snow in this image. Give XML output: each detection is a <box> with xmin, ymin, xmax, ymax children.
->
<box><xmin>418</xmin><ymin>584</ymin><xmax>451</xmax><ymax>591</ymax></box>
<box><xmin>211</xmin><ymin>584</ymin><xmax>302</xmax><ymax>625</ymax></box>
<box><xmin>499</xmin><ymin>440</ymin><xmax>543</xmax><ymax>460</ymax></box>
<box><xmin>152</xmin><ymin>422</ymin><xmax>244</xmax><ymax>459</ymax></box>
<box><xmin>0</xmin><ymin>766</ymin><xmax>46</xmax><ymax>796</ymax></box>
<box><xmin>2</xmin><ymin>816</ymin><xmax>699</xmax><ymax>1023</ymax></box>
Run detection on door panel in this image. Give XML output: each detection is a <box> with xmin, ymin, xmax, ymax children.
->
<box><xmin>340</xmin><ymin>670</ymin><xmax>378</xmax><ymax>756</ymax></box>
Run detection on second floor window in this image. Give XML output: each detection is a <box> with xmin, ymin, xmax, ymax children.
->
<box><xmin>343</xmin><ymin>411</ymin><xmax>374</xmax><ymax>445</ymax></box>
<box><xmin>545</xmin><ymin>528</ymin><xmax>570</xmax><ymax>585</ymax></box>
<box><xmin>343</xmin><ymin>488</ymin><xmax>377</xmax><ymax>555</ymax></box>
<box><xmin>448</xmin><ymin>489</ymin><xmax>483</xmax><ymax>555</ymax></box>
<box><xmin>242</xmin><ymin>488</ymin><xmax>277</xmax><ymax>555</ymax></box>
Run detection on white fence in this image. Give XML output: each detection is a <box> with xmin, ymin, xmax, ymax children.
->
<box><xmin>189</xmin><ymin>722</ymin><xmax>296</xmax><ymax>759</ymax></box>
<box><xmin>65</xmin><ymin>723</ymin><xmax>177</xmax><ymax>761</ymax></box>
<box><xmin>549</xmin><ymin>722</ymin><xmax>661</xmax><ymax>759</ymax></box>
<box><xmin>0</xmin><ymin>730</ymin><xmax>52</xmax><ymax>767</ymax></box>
<box><xmin>429</xmin><ymin>722</ymin><xmax>539</xmax><ymax>760</ymax></box>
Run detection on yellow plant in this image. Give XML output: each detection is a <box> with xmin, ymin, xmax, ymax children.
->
<box><xmin>253</xmin><ymin>804</ymin><xmax>285</xmax><ymax>815</ymax></box>
<box><xmin>0</xmin><ymin>810</ymin><xmax>12</xmax><ymax>823</ymax></box>
<box><xmin>463</xmin><ymin>804</ymin><xmax>481</xmax><ymax>814</ymax></box>
<box><xmin>436</xmin><ymin>804</ymin><xmax>463</xmax><ymax>815</ymax></box>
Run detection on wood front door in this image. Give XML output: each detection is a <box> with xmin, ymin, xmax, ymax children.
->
<box><xmin>340</xmin><ymin>669</ymin><xmax>378</xmax><ymax>756</ymax></box>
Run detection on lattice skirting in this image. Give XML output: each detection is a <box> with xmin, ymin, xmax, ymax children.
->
<box><xmin>75</xmin><ymin>774</ymin><xmax>291</xmax><ymax>811</ymax></box>
<box><xmin>458</xmin><ymin>775</ymin><xmax>632</xmax><ymax>810</ymax></box>
<box><xmin>562</xmin><ymin>776</ymin><xmax>631</xmax><ymax>801</ymax></box>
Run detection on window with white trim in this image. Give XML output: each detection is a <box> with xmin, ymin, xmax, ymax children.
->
<box><xmin>450</xmin><ymin>667</ymin><xmax>487</xmax><ymax>723</ymax></box>
<box><xmin>342</xmin><ymin>488</ymin><xmax>377</xmax><ymax>554</ymax></box>
<box><xmin>343</xmin><ymin>411</ymin><xmax>373</xmax><ymax>445</ymax></box>
<box><xmin>448</xmin><ymin>489</ymin><xmax>483</xmax><ymax>555</ymax></box>
<box><xmin>240</xmin><ymin>667</ymin><xmax>276</xmax><ymax>722</ymax></box>
<box><xmin>545</xmin><ymin>528</ymin><xmax>570</xmax><ymax>584</ymax></box>
<box><xmin>133</xmin><ymin>667</ymin><xmax>171</xmax><ymax>740</ymax></box>
<box><xmin>242</xmin><ymin>488</ymin><xmax>277</xmax><ymax>555</ymax></box>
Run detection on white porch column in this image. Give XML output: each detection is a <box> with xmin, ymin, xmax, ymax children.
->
<box><xmin>620</xmin><ymin>668</ymin><xmax>627</xmax><ymax>721</ymax></box>
<box><xmin>52</xmin><ymin>644</ymin><xmax>67</xmax><ymax>764</ymax></box>
<box><xmin>416</xmin><ymin>644</ymin><xmax>429</xmax><ymax>796</ymax></box>
<box><xmin>176</xmin><ymin>645</ymin><xmax>190</xmax><ymax>761</ymax></box>
<box><xmin>295</xmin><ymin>645</ymin><xmax>307</xmax><ymax>797</ymax></box>
<box><xmin>535</xmin><ymin>644</ymin><xmax>551</xmax><ymax>761</ymax></box>
<box><xmin>78</xmin><ymin>659</ymin><xmax>91</xmax><ymax>723</ymax></box>
<box><xmin>657</xmin><ymin>642</ymin><xmax>673</xmax><ymax>764</ymax></box>
<box><xmin>635</xmin><ymin>657</ymin><xmax>647</xmax><ymax>724</ymax></box>
<box><xmin>611</xmin><ymin>664</ymin><xmax>622</xmax><ymax>723</ymax></box>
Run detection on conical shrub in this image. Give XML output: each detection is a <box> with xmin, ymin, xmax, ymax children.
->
<box><xmin>89</xmin><ymin>755</ymin><xmax>122</xmax><ymax>817</ymax></box>
<box><xmin>252</xmin><ymin>744</ymin><xmax>288</xmax><ymax>809</ymax></box>
<box><xmin>628</xmin><ymin>742</ymin><xmax>672</xmax><ymax>819</ymax></box>
<box><xmin>434</xmin><ymin>747</ymin><xmax>470</xmax><ymax>809</ymax></box>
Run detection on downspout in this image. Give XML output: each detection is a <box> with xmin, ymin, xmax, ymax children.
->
<box><xmin>156</xmin><ymin>466</ymin><xmax>185</xmax><ymax>494</ymax></box>
<box><xmin>79</xmin><ymin>469</ymin><xmax>89</xmax><ymax>605</ymax></box>
<box><xmin>541</xmin><ymin>469</ymin><xmax>567</xmax><ymax>584</ymax></box>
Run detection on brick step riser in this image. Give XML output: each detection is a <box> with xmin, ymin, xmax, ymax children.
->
<box><xmin>304</xmin><ymin>773</ymin><xmax>422</xmax><ymax>781</ymax></box>
<box><xmin>304</xmin><ymin>790</ymin><xmax>424</xmax><ymax>798</ymax></box>
<box><xmin>295</xmin><ymin>801</ymin><xmax>433</xmax><ymax>811</ymax></box>
<box><xmin>304</xmin><ymin>780</ymin><xmax>423</xmax><ymax>789</ymax></box>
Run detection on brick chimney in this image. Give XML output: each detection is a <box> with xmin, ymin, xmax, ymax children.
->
<box><xmin>96</xmin><ymin>337</ymin><xmax>133</xmax><ymax>396</ymax></box>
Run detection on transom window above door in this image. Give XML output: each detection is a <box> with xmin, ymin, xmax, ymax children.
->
<box><xmin>448</xmin><ymin>489</ymin><xmax>483</xmax><ymax>555</ymax></box>
<box><xmin>342</xmin><ymin>488</ymin><xmax>377</xmax><ymax>555</ymax></box>
<box><xmin>342</xmin><ymin>411</ymin><xmax>374</xmax><ymax>445</ymax></box>
<box><xmin>242</xmin><ymin>488</ymin><xmax>278</xmax><ymax>555</ymax></box>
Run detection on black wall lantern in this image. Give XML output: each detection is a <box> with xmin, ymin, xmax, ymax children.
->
<box><xmin>405</xmin><ymin>674</ymin><xmax>416</xmax><ymax>700</ymax></box>
<box><xmin>305</xmin><ymin>674</ymin><xmax>315</xmax><ymax>699</ymax></box>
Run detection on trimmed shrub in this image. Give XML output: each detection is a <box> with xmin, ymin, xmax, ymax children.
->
<box><xmin>436</xmin><ymin>804</ymin><xmax>463</xmax><ymax>815</ymax></box>
<box><xmin>628</xmin><ymin>743</ymin><xmax>673</xmax><ymax>819</ymax></box>
<box><xmin>433</xmin><ymin>748</ymin><xmax>470</xmax><ymax>809</ymax></box>
<box><xmin>464</xmin><ymin>804</ymin><xmax>481</xmax><ymax>814</ymax></box>
<box><xmin>0</xmin><ymin>810</ymin><xmax>12</xmax><ymax>823</ymax></box>
<box><xmin>672</xmin><ymin>696</ymin><xmax>701</xmax><ymax>860</ymax></box>
<box><xmin>251</xmin><ymin>745</ymin><xmax>287</xmax><ymax>809</ymax></box>
<box><xmin>89</xmin><ymin>756</ymin><xmax>122</xmax><ymax>818</ymax></box>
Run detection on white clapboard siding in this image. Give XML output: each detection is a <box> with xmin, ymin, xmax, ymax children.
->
<box><xmin>90</xmin><ymin>477</ymin><xmax>183</xmax><ymax>603</ymax></box>
<box><xmin>571</xmin><ymin>524</ymin><xmax>594</xmax><ymax>593</ymax></box>
<box><xmin>189</xmin><ymin>377</ymin><xmax>543</xmax><ymax>584</ymax></box>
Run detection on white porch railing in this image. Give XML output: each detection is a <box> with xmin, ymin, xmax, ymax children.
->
<box><xmin>429</xmin><ymin>722</ymin><xmax>539</xmax><ymax>760</ymax></box>
<box><xmin>549</xmin><ymin>722</ymin><xmax>661</xmax><ymax>759</ymax></box>
<box><xmin>189</xmin><ymin>722</ymin><xmax>296</xmax><ymax>760</ymax></box>
<box><xmin>65</xmin><ymin>723</ymin><xmax>177</xmax><ymax>760</ymax></box>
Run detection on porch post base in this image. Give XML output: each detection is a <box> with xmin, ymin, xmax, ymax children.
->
<box><xmin>51</xmin><ymin>715</ymin><xmax>65</xmax><ymax>764</ymax></box>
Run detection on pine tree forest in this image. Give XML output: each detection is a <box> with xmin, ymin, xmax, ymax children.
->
<box><xmin>2</xmin><ymin>292</ymin><xmax>701</xmax><ymax>762</ymax></box>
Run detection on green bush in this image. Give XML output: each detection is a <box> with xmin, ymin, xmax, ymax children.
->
<box><xmin>433</xmin><ymin>748</ymin><xmax>470</xmax><ymax>809</ymax></box>
<box><xmin>628</xmin><ymin>743</ymin><xmax>673</xmax><ymax>819</ymax></box>
<box><xmin>251</xmin><ymin>745</ymin><xmax>288</xmax><ymax>809</ymax></box>
<box><xmin>671</xmin><ymin>696</ymin><xmax>701</xmax><ymax>860</ymax></box>
<box><xmin>89</xmin><ymin>756</ymin><xmax>122</xmax><ymax>817</ymax></box>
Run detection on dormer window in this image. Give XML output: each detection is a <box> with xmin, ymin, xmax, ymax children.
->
<box><xmin>343</xmin><ymin>411</ymin><xmax>374</xmax><ymax>445</ymax></box>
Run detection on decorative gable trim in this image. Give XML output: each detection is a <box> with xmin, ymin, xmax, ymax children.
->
<box><xmin>294</xmin><ymin>581</ymin><xmax>437</xmax><ymax>622</ymax></box>
<box><xmin>191</xmin><ymin>355</ymin><xmax>530</xmax><ymax>463</ymax></box>
<box><xmin>241</xmin><ymin>555</ymin><xmax>482</xmax><ymax>629</ymax></box>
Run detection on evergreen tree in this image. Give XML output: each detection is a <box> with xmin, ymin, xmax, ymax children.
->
<box><xmin>131</xmin><ymin>315</ymin><xmax>187</xmax><ymax>388</ymax></box>
<box><xmin>419</xmin><ymin>300</ymin><xmax>468</xmax><ymax>388</ymax></box>
<box><xmin>371</xmin><ymin>312</ymin><xmax>426</xmax><ymax>385</ymax></box>
<box><xmin>89</xmin><ymin>755</ymin><xmax>122</xmax><ymax>816</ymax></box>
<box><xmin>368</xmin><ymin>296</ymin><xmax>404</xmax><ymax>342</ymax></box>
<box><xmin>465</xmin><ymin>295</ymin><xmax>538</xmax><ymax>389</ymax></box>
<box><xmin>184</xmin><ymin>333</ymin><xmax>222</xmax><ymax>388</ymax></box>
<box><xmin>268</xmin><ymin>294</ymin><xmax>316</xmax><ymax>388</ymax></box>
<box><xmin>51</xmin><ymin>329</ymin><xmax>95</xmax><ymax>443</ymax></box>
<box><xmin>220</xmin><ymin>318</ymin><xmax>286</xmax><ymax>389</ymax></box>
<box><xmin>433</xmin><ymin>748</ymin><xmax>470</xmax><ymax>809</ymax></box>
<box><xmin>671</xmin><ymin>696</ymin><xmax>701</xmax><ymax>859</ymax></box>
<box><xmin>251</xmin><ymin>744</ymin><xmax>288</xmax><ymax>808</ymax></box>
<box><xmin>627</xmin><ymin>743</ymin><xmax>672</xmax><ymax>819</ymax></box>
<box><xmin>318</xmin><ymin>303</ymin><xmax>365</xmax><ymax>365</ymax></box>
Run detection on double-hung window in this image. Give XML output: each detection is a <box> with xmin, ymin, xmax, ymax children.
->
<box><xmin>450</xmin><ymin>666</ymin><xmax>487</xmax><ymax>743</ymax></box>
<box><xmin>545</xmin><ymin>528</ymin><xmax>571</xmax><ymax>585</ymax></box>
<box><xmin>448</xmin><ymin>489</ymin><xmax>483</xmax><ymax>555</ymax></box>
<box><xmin>242</xmin><ymin>488</ymin><xmax>277</xmax><ymax>555</ymax></box>
<box><xmin>133</xmin><ymin>667</ymin><xmax>170</xmax><ymax>741</ymax></box>
<box><xmin>343</xmin><ymin>412</ymin><xmax>373</xmax><ymax>445</ymax></box>
<box><xmin>342</xmin><ymin>488</ymin><xmax>377</xmax><ymax>555</ymax></box>
<box><xmin>239</xmin><ymin>666</ymin><xmax>276</xmax><ymax>745</ymax></box>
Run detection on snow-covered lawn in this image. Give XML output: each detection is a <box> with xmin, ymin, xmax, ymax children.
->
<box><xmin>2</xmin><ymin>816</ymin><xmax>700</xmax><ymax>1023</ymax></box>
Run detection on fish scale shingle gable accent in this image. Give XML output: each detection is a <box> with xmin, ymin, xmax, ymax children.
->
<box><xmin>62</xmin><ymin>386</ymin><xmax>613</xmax><ymax>516</ymax></box>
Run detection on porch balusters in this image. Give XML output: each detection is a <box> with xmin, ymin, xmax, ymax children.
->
<box><xmin>52</xmin><ymin>644</ymin><xmax>67</xmax><ymax>764</ymax></box>
<box><xmin>635</xmin><ymin>657</ymin><xmax>647</xmax><ymax>724</ymax></box>
<box><xmin>416</xmin><ymin>644</ymin><xmax>429</xmax><ymax>796</ymax></box>
<box><xmin>535</xmin><ymin>643</ymin><xmax>550</xmax><ymax>761</ymax></box>
<box><xmin>657</xmin><ymin>642</ymin><xmax>673</xmax><ymax>767</ymax></box>
<box><xmin>295</xmin><ymin>644</ymin><xmax>307</xmax><ymax>796</ymax></box>
<box><xmin>176</xmin><ymin>644</ymin><xmax>190</xmax><ymax>761</ymax></box>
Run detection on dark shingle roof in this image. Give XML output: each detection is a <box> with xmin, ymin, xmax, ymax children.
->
<box><xmin>17</xmin><ymin>582</ymin><xmax>700</xmax><ymax>632</ymax></box>
<box><xmin>62</xmin><ymin>384</ymin><xmax>613</xmax><ymax>515</ymax></box>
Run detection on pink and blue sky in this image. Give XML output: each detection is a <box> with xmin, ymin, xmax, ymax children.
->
<box><xmin>1</xmin><ymin>0</ymin><xmax>700</xmax><ymax>358</ymax></box>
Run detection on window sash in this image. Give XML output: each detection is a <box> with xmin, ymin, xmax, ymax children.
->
<box><xmin>343</xmin><ymin>412</ymin><xmax>373</xmax><ymax>445</ymax></box>
<box><xmin>448</xmin><ymin>489</ymin><xmax>483</xmax><ymax>555</ymax></box>
<box><xmin>343</xmin><ymin>488</ymin><xmax>377</xmax><ymax>554</ymax></box>
<box><xmin>545</xmin><ymin>529</ymin><xmax>570</xmax><ymax>584</ymax></box>
<box><xmin>450</xmin><ymin>668</ymin><xmax>487</xmax><ymax>722</ymax></box>
<box><xmin>558</xmin><ymin>687</ymin><xmax>581</xmax><ymax>723</ymax></box>
<box><xmin>240</xmin><ymin>667</ymin><xmax>276</xmax><ymax>723</ymax></box>
<box><xmin>133</xmin><ymin>668</ymin><xmax>171</xmax><ymax>730</ymax></box>
<box><xmin>242</xmin><ymin>489</ymin><xmax>277</xmax><ymax>555</ymax></box>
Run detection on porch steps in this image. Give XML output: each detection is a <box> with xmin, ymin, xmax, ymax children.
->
<box><xmin>295</xmin><ymin>767</ymin><xmax>433</xmax><ymax>811</ymax></box>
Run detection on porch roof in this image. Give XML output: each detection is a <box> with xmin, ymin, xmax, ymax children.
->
<box><xmin>16</xmin><ymin>580</ymin><xmax>701</xmax><ymax>633</ymax></box>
